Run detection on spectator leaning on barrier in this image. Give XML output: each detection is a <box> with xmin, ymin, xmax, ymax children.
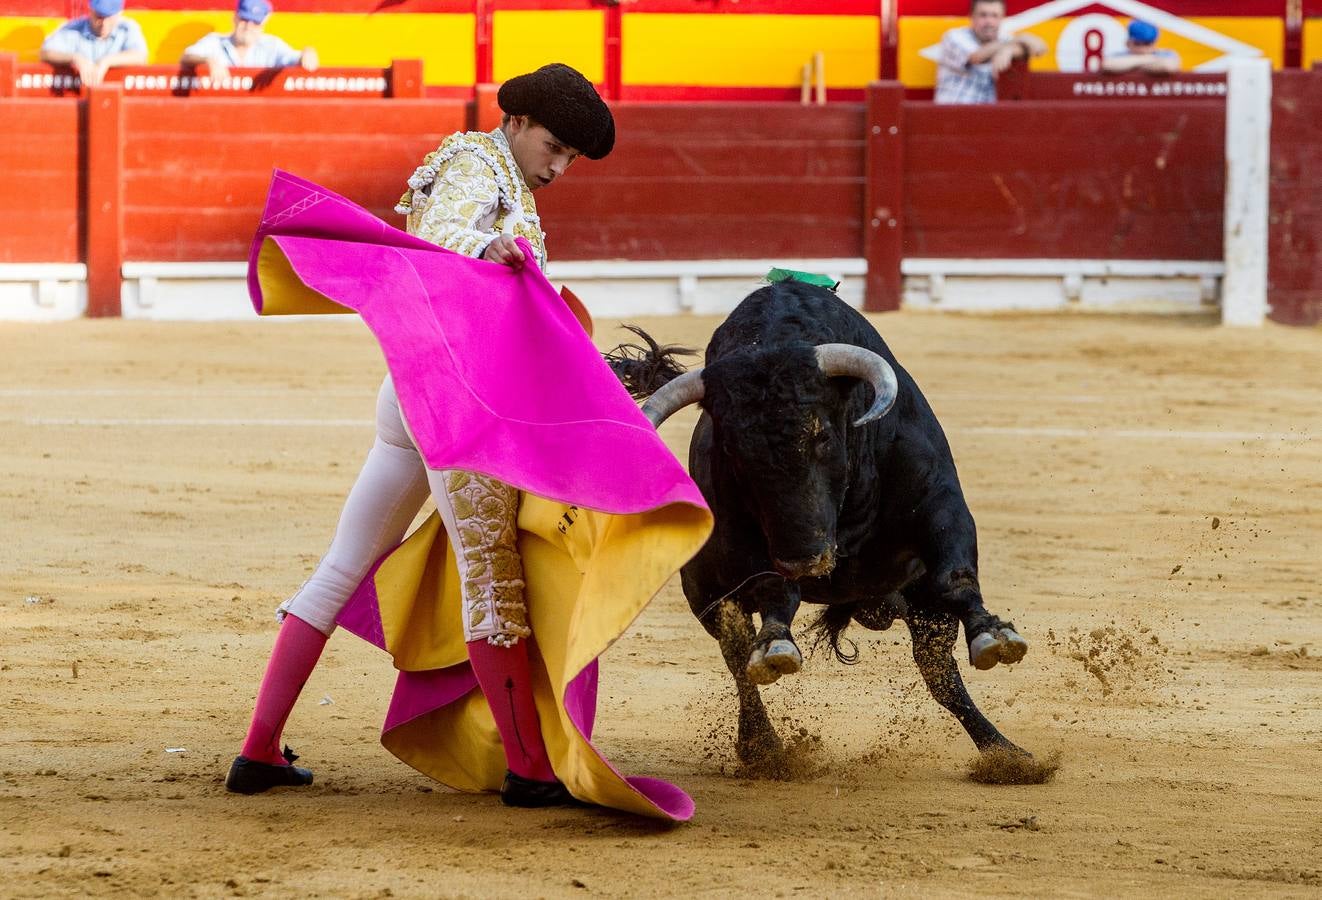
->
<box><xmin>934</xmin><ymin>0</ymin><xmax>1046</xmax><ymax>104</ymax></box>
<box><xmin>39</xmin><ymin>0</ymin><xmax>148</xmax><ymax>88</ymax></box>
<box><xmin>180</xmin><ymin>0</ymin><xmax>317</xmax><ymax>83</ymax></box>
<box><xmin>1101</xmin><ymin>20</ymin><xmax>1181</xmax><ymax>75</ymax></box>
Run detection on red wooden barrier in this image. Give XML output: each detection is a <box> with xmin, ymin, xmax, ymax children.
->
<box><xmin>535</xmin><ymin>102</ymin><xmax>867</xmax><ymax>262</ymax></box>
<box><xmin>0</xmin><ymin>97</ymin><xmax>81</xmax><ymax>263</ymax></box>
<box><xmin>998</xmin><ymin>70</ymin><xmax>1229</xmax><ymax>102</ymax></box>
<box><xmin>1267</xmin><ymin>68</ymin><xmax>1322</xmax><ymax>325</ymax></box>
<box><xmin>119</xmin><ymin>97</ymin><xmax>466</xmax><ymax>263</ymax></box>
<box><xmin>901</xmin><ymin>99</ymin><xmax>1225</xmax><ymax>261</ymax></box>
<box><xmin>3</xmin><ymin>57</ymin><xmax>425</xmax><ymax>98</ymax></box>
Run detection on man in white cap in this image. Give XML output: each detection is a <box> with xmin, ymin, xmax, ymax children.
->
<box><xmin>181</xmin><ymin>0</ymin><xmax>317</xmax><ymax>83</ymax></box>
<box><xmin>40</xmin><ymin>0</ymin><xmax>148</xmax><ymax>87</ymax></box>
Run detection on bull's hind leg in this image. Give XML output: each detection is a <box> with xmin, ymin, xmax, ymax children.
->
<box><xmin>906</xmin><ymin>611</ymin><xmax>1025</xmax><ymax>755</ymax></box>
<box><xmin>711</xmin><ymin>601</ymin><xmax>784</xmax><ymax>764</ymax></box>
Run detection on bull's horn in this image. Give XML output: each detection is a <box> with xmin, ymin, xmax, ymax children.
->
<box><xmin>641</xmin><ymin>369</ymin><xmax>706</xmax><ymax>427</ymax></box>
<box><xmin>814</xmin><ymin>344</ymin><xmax>899</xmax><ymax>426</ymax></box>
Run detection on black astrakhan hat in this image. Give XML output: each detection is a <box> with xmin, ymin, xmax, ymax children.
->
<box><xmin>497</xmin><ymin>63</ymin><xmax>615</xmax><ymax>160</ymax></box>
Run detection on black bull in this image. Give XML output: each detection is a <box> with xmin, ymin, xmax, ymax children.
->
<box><xmin>615</xmin><ymin>280</ymin><xmax>1029</xmax><ymax>766</ymax></box>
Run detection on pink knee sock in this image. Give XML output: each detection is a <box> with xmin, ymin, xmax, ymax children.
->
<box><xmin>240</xmin><ymin>614</ymin><xmax>328</xmax><ymax>766</ymax></box>
<box><xmin>467</xmin><ymin>638</ymin><xmax>556</xmax><ymax>782</ymax></box>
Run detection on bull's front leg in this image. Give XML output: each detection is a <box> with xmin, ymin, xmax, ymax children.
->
<box><xmin>711</xmin><ymin>601</ymin><xmax>783</xmax><ymax>764</ymax></box>
<box><xmin>906</xmin><ymin>611</ymin><xmax>1025</xmax><ymax>754</ymax></box>
<box><xmin>744</xmin><ymin>577</ymin><xmax>803</xmax><ymax>686</ymax></box>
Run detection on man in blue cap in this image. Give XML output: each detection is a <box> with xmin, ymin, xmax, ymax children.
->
<box><xmin>1102</xmin><ymin>20</ymin><xmax>1180</xmax><ymax>74</ymax></box>
<box><xmin>39</xmin><ymin>0</ymin><xmax>148</xmax><ymax>87</ymax></box>
<box><xmin>181</xmin><ymin>0</ymin><xmax>318</xmax><ymax>83</ymax></box>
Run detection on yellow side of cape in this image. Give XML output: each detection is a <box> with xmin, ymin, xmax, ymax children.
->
<box><xmin>374</xmin><ymin>493</ymin><xmax>711</xmax><ymax>820</ymax></box>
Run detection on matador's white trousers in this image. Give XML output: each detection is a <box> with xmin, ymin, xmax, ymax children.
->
<box><xmin>279</xmin><ymin>375</ymin><xmax>529</xmax><ymax>645</ymax></box>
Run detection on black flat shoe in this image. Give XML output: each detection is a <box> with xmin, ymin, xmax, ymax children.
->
<box><xmin>225</xmin><ymin>746</ymin><xmax>314</xmax><ymax>795</ymax></box>
<box><xmin>500</xmin><ymin>770</ymin><xmax>581</xmax><ymax>808</ymax></box>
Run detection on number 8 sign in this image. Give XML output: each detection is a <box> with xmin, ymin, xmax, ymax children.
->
<box><xmin>1056</xmin><ymin>13</ymin><xmax>1131</xmax><ymax>72</ymax></box>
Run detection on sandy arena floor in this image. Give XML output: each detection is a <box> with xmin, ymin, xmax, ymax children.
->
<box><xmin>1</xmin><ymin>311</ymin><xmax>1320</xmax><ymax>898</ymax></box>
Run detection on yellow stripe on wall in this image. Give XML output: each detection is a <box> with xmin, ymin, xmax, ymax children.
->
<box><xmin>0</xmin><ymin>17</ymin><xmax>68</xmax><ymax>61</ymax></box>
<box><xmin>493</xmin><ymin>10</ymin><xmax>603</xmax><ymax>83</ymax></box>
<box><xmin>900</xmin><ymin>15</ymin><xmax>1284</xmax><ymax>88</ymax></box>
<box><xmin>622</xmin><ymin>13</ymin><xmax>878</xmax><ymax>87</ymax></box>
<box><xmin>0</xmin><ymin>12</ymin><xmax>475</xmax><ymax>84</ymax></box>
<box><xmin>1306</xmin><ymin>19</ymin><xmax>1322</xmax><ymax>69</ymax></box>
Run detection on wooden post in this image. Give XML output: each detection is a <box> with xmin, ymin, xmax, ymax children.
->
<box><xmin>473</xmin><ymin>82</ymin><xmax>501</xmax><ymax>132</ymax></box>
<box><xmin>85</xmin><ymin>84</ymin><xmax>123</xmax><ymax>317</ymax></box>
<box><xmin>1222</xmin><ymin>58</ymin><xmax>1272</xmax><ymax>326</ymax></box>
<box><xmin>0</xmin><ymin>53</ymin><xmax>14</xmax><ymax>98</ymax></box>
<box><xmin>474</xmin><ymin>0</ymin><xmax>493</xmax><ymax>84</ymax></box>
<box><xmin>813</xmin><ymin>51</ymin><xmax>826</xmax><ymax>105</ymax></box>
<box><xmin>389</xmin><ymin>59</ymin><xmax>424</xmax><ymax>98</ymax></box>
<box><xmin>603</xmin><ymin>0</ymin><xmax>622</xmax><ymax>101</ymax></box>
<box><xmin>863</xmin><ymin>81</ymin><xmax>904</xmax><ymax>312</ymax></box>
<box><xmin>879</xmin><ymin>0</ymin><xmax>897</xmax><ymax>81</ymax></box>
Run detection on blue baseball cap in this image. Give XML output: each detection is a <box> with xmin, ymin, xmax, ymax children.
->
<box><xmin>89</xmin><ymin>0</ymin><xmax>124</xmax><ymax>16</ymax></box>
<box><xmin>236</xmin><ymin>0</ymin><xmax>271</xmax><ymax>23</ymax></box>
<box><xmin>1128</xmin><ymin>20</ymin><xmax>1159</xmax><ymax>44</ymax></box>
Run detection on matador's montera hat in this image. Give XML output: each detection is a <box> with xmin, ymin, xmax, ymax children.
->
<box><xmin>497</xmin><ymin>63</ymin><xmax>615</xmax><ymax>160</ymax></box>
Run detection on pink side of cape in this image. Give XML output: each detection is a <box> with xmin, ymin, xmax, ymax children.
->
<box><xmin>249</xmin><ymin>169</ymin><xmax>704</xmax><ymax>516</ymax></box>
<box><xmin>250</xmin><ymin>171</ymin><xmax>701</xmax><ymax>821</ymax></box>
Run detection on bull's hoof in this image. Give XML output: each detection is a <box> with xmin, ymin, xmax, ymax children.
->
<box><xmin>969</xmin><ymin>627</ymin><xmax>1028</xmax><ymax>670</ymax></box>
<box><xmin>746</xmin><ymin>638</ymin><xmax>802</xmax><ymax>685</ymax></box>
<box><xmin>736</xmin><ymin>730</ymin><xmax>784</xmax><ymax>767</ymax></box>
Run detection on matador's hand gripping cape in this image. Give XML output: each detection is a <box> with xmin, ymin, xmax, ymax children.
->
<box><xmin>248</xmin><ymin>170</ymin><xmax>712</xmax><ymax>820</ymax></box>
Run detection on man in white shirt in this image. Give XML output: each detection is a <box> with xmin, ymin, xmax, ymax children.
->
<box><xmin>181</xmin><ymin>0</ymin><xmax>317</xmax><ymax>83</ymax></box>
<box><xmin>40</xmin><ymin>0</ymin><xmax>148</xmax><ymax>87</ymax></box>
<box><xmin>935</xmin><ymin>0</ymin><xmax>1046</xmax><ymax>105</ymax></box>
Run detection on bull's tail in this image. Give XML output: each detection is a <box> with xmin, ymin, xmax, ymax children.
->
<box><xmin>805</xmin><ymin>604</ymin><xmax>860</xmax><ymax>665</ymax></box>
<box><xmin>603</xmin><ymin>324</ymin><xmax>697</xmax><ymax>400</ymax></box>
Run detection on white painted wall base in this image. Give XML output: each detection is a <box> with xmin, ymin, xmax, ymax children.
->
<box><xmin>114</xmin><ymin>258</ymin><xmax>867</xmax><ymax>321</ymax></box>
<box><xmin>0</xmin><ymin>257</ymin><xmax>1232</xmax><ymax>321</ymax></box>
<box><xmin>901</xmin><ymin>259</ymin><xmax>1222</xmax><ymax>313</ymax></box>
<box><xmin>0</xmin><ymin>265</ymin><xmax>87</xmax><ymax>321</ymax></box>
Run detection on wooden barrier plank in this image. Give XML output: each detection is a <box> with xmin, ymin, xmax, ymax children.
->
<box><xmin>119</xmin><ymin>96</ymin><xmax>465</xmax><ymax>261</ymax></box>
<box><xmin>0</xmin><ymin>98</ymin><xmax>80</xmax><ymax>263</ymax></box>
<box><xmin>902</xmin><ymin>101</ymin><xmax>1225</xmax><ymax>261</ymax></box>
<box><xmin>1267</xmin><ymin>69</ymin><xmax>1322</xmax><ymax>325</ymax></box>
<box><xmin>537</xmin><ymin>102</ymin><xmax>866</xmax><ymax>261</ymax></box>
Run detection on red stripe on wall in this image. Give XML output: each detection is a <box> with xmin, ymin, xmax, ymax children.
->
<box><xmin>624</xmin><ymin>0</ymin><xmax>881</xmax><ymax>14</ymax></box>
<box><xmin>898</xmin><ymin>1</ymin><xmax>1290</xmax><ymax>14</ymax></box>
<box><xmin>619</xmin><ymin>85</ymin><xmax>867</xmax><ymax>102</ymax></box>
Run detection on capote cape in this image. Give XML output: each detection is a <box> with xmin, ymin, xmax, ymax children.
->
<box><xmin>248</xmin><ymin>170</ymin><xmax>712</xmax><ymax>820</ymax></box>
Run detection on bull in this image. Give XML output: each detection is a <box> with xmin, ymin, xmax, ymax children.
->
<box><xmin>613</xmin><ymin>279</ymin><xmax>1029</xmax><ymax>768</ymax></box>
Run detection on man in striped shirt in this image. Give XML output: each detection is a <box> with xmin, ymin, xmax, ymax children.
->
<box><xmin>935</xmin><ymin>0</ymin><xmax>1046</xmax><ymax>105</ymax></box>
